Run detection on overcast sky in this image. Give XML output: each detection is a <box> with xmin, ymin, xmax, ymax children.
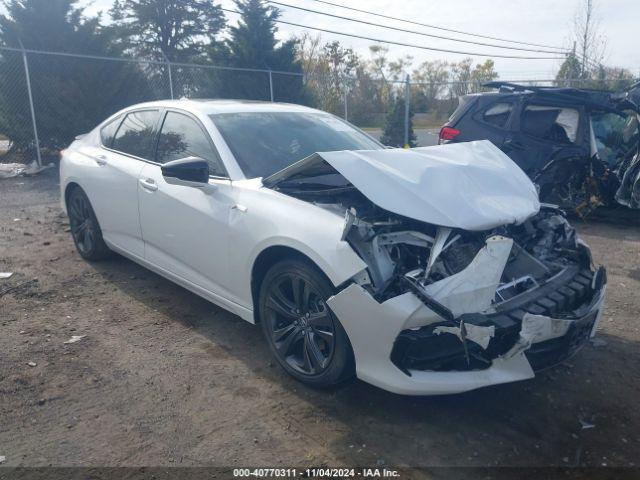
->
<box><xmin>76</xmin><ymin>0</ymin><xmax>639</xmax><ymax>79</ymax></box>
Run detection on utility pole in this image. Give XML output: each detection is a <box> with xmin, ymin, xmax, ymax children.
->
<box><xmin>269</xmin><ymin>70</ymin><xmax>274</xmax><ymax>102</ymax></box>
<box><xmin>403</xmin><ymin>74</ymin><xmax>410</xmax><ymax>148</ymax></box>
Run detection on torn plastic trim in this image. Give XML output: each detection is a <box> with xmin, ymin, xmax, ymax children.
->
<box><xmin>327</xmin><ymin>282</ymin><xmax>536</xmax><ymax>395</ymax></box>
<box><xmin>433</xmin><ymin>323</ymin><xmax>495</xmax><ymax>350</ymax></box>
<box><xmin>326</xmin><ymin>235</ymin><xmax>529</xmax><ymax>394</ymax></box>
<box><xmin>401</xmin><ymin>275</ymin><xmax>454</xmax><ymax>322</ymax></box>
<box><xmin>391</xmin><ymin>266</ymin><xmax>606</xmax><ymax>375</ymax></box>
<box><xmin>424</xmin><ymin>226</ymin><xmax>452</xmax><ymax>279</ymax></box>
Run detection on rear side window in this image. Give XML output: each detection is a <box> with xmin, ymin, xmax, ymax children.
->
<box><xmin>111</xmin><ymin>110</ymin><xmax>159</xmax><ymax>159</ymax></box>
<box><xmin>482</xmin><ymin>102</ymin><xmax>513</xmax><ymax>128</ymax></box>
<box><xmin>100</xmin><ymin>116</ymin><xmax>122</xmax><ymax>148</ymax></box>
<box><xmin>156</xmin><ymin>111</ymin><xmax>226</xmax><ymax>176</ymax></box>
<box><xmin>522</xmin><ymin>105</ymin><xmax>579</xmax><ymax>144</ymax></box>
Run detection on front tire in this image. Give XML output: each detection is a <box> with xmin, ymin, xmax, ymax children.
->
<box><xmin>67</xmin><ymin>187</ymin><xmax>111</xmax><ymax>261</ymax></box>
<box><xmin>259</xmin><ymin>259</ymin><xmax>354</xmax><ymax>387</ymax></box>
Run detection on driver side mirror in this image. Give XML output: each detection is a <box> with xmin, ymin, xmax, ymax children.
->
<box><xmin>161</xmin><ymin>157</ymin><xmax>209</xmax><ymax>187</ymax></box>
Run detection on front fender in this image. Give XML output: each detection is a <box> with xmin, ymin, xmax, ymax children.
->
<box><xmin>228</xmin><ymin>185</ymin><xmax>368</xmax><ymax>311</ymax></box>
<box><xmin>247</xmin><ymin>235</ymin><xmax>367</xmax><ymax>289</ymax></box>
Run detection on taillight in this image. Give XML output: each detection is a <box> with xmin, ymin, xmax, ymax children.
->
<box><xmin>439</xmin><ymin>126</ymin><xmax>460</xmax><ymax>144</ymax></box>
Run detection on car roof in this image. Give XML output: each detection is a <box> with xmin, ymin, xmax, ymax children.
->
<box><xmin>124</xmin><ymin>98</ymin><xmax>321</xmax><ymax>115</ymax></box>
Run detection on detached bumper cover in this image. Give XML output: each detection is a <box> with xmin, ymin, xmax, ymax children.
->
<box><xmin>327</xmin><ymin>235</ymin><xmax>606</xmax><ymax>395</ymax></box>
<box><xmin>391</xmin><ymin>266</ymin><xmax>606</xmax><ymax>374</ymax></box>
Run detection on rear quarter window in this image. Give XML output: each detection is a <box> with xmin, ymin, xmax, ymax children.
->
<box><xmin>100</xmin><ymin>115</ymin><xmax>122</xmax><ymax>148</ymax></box>
<box><xmin>111</xmin><ymin>110</ymin><xmax>160</xmax><ymax>159</ymax></box>
<box><xmin>480</xmin><ymin>102</ymin><xmax>513</xmax><ymax>128</ymax></box>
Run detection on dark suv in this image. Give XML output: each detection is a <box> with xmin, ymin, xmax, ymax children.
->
<box><xmin>440</xmin><ymin>82</ymin><xmax>640</xmax><ymax>212</ymax></box>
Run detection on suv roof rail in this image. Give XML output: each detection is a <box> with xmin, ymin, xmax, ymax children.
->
<box><xmin>482</xmin><ymin>81</ymin><xmax>636</xmax><ymax>113</ymax></box>
<box><xmin>483</xmin><ymin>81</ymin><xmax>613</xmax><ymax>94</ymax></box>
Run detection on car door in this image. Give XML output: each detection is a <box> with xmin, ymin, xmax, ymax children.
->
<box><xmin>80</xmin><ymin>109</ymin><xmax>161</xmax><ymax>258</ymax></box>
<box><xmin>137</xmin><ymin>109</ymin><xmax>238</xmax><ymax>300</ymax></box>
<box><xmin>505</xmin><ymin>101</ymin><xmax>588</xmax><ymax>176</ymax></box>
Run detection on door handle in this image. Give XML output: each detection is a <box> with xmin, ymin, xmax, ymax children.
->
<box><xmin>139</xmin><ymin>178</ymin><xmax>158</xmax><ymax>192</ymax></box>
<box><xmin>95</xmin><ymin>154</ymin><xmax>108</xmax><ymax>166</ymax></box>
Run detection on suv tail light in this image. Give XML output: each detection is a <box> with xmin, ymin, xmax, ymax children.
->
<box><xmin>439</xmin><ymin>126</ymin><xmax>460</xmax><ymax>144</ymax></box>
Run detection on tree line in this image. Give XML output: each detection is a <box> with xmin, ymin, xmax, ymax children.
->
<box><xmin>0</xmin><ymin>0</ymin><xmax>509</xmax><ymax>151</ymax></box>
<box><xmin>0</xmin><ymin>0</ymin><xmax>636</xmax><ymax>153</ymax></box>
<box><xmin>0</xmin><ymin>0</ymin><xmax>306</xmax><ymax>152</ymax></box>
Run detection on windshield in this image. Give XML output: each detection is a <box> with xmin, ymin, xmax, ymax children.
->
<box><xmin>210</xmin><ymin>111</ymin><xmax>382</xmax><ymax>178</ymax></box>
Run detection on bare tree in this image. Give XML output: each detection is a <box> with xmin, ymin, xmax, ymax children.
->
<box><xmin>412</xmin><ymin>60</ymin><xmax>449</xmax><ymax>109</ymax></box>
<box><xmin>572</xmin><ymin>0</ymin><xmax>607</xmax><ymax>76</ymax></box>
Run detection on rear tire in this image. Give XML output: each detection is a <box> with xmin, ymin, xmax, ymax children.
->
<box><xmin>67</xmin><ymin>187</ymin><xmax>111</xmax><ymax>261</ymax></box>
<box><xmin>258</xmin><ymin>258</ymin><xmax>354</xmax><ymax>387</ymax></box>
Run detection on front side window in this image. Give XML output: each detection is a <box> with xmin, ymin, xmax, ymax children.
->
<box><xmin>482</xmin><ymin>102</ymin><xmax>513</xmax><ymax>128</ymax></box>
<box><xmin>100</xmin><ymin>115</ymin><xmax>122</xmax><ymax>148</ymax></box>
<box><xmin>521</xmin><ymin>105</ymin><xmax>579</xmax><ymax>144</ymax></box>
<box><xmin>156</xmin><ymin>112</ymin><xmax>225</xmax><ymax>176</ymax></box>
<box><xmin>591</xmin><ymin>111</ymin><xmax>639</xmax><ymax>166</ymax></box>
<box><xmin>210</xmin><ymin>112</ymin><xmax>382</xmax><ymax>178</ymax></box>
<box><xmin>111</xmin><ymin>110</ymin><xmax>159</xmax><ymax>159</ymax></box>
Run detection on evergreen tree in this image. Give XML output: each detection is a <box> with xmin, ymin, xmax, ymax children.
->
<box><xmin>381</xmin><ymin>94</ymin><xmax>416</xmax><ymax>148</ymax></box>
<box><xmin>216</xmin><ymin>0</ymin><xmax>305</xmax><ymax>102</ymax></box>
<box><xmin>0</xmin><ymin>0</ymin><xmax>152</xmax><ymax>152</ymax></box>
<box><xmin>556</xmin><ymin>52</ymin><xmax>584</xmax><ymax>87</ymax></box>
<box><xmin>109</xmin><ymin>0</ymin><xmax>226</xmax><ymax>63</ymax></box>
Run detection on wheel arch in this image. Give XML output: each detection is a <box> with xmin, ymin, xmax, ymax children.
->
<box><xmin>64</xmin><ymin>181</ymin><xmax>82</xmax><ymax>209</ymax></box>
<box><xmin>251</xmin><ymin>244</ymin><xmax>357</xmax><ymax>377</ymax></box>
<box><xmin>250</xmin><ymin>245</ymin><xmax>331</xmax><ymax>324</ymax></box>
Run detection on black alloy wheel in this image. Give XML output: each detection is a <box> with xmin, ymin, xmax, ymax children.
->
<box><xmin>259</xmin><ymin>259</ymin><xmax>354</xmax><ymax>386</ymax></box>
<box><xmin>67</xmin><ymin>187</ymin><xmax>110</xmax><ymax>260</ymax></box>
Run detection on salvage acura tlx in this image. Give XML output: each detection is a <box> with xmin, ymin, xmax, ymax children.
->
<box><xmin>60</xmin><ymin>100</ymin><xmax>607</xmax><ymax>395</ymax></box>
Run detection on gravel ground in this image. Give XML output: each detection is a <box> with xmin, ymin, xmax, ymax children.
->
<box><xmin>1</xmin><ymin>168</ymin><xmax>639</xmax><ymax>475</ymax></box>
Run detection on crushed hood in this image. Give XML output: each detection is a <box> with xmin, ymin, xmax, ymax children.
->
<box><xmin>264</xmin><ymin>140</ymin><xmax>540</xmax><ymax>231</ymax></box>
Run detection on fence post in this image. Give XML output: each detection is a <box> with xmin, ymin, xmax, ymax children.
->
<box><xmin>162</xmin><ymin>51</ymin><xmax>174</xmax><ymax>100</ymax></box>
<box><xmin>269</xmin><ymin>70</ymin><xmax>274</xmax><ymax>102</ymax></box>
<box><xmin>404</xmin><ymin>74</ymin><xmax>410</xmax><ymax>149</ymax></box>
<box><xmin>18</xmin><ymin>40</ymin><xmax>42</xmax><ymax>167</ymax></box>
<box><xmin>343</xmin><ymin>77</ymin><xmax>348</xmax><ymax>120</ymax></box>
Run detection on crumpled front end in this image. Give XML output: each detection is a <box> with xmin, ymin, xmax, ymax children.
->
<box><xmin>267</xmin><ymin>143</ymin><xmax>606</xmax><ymax>395</ymax></box>
<box><xmin>326</xmin><ymin>206</ymin><xmax>606</xmax><ymax>395</ymax></box>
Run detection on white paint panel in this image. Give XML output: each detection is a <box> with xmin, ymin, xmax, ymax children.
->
<box><xmin>314</xmin><ymin>140</ymin><xmax>540</xmax><ymax>231</ymax></box>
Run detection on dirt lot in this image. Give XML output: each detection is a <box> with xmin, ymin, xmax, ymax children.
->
<box><xmin>1</xmin><ymin>168</ymin><xmax>639</xmax><ymax>475</ymax></box>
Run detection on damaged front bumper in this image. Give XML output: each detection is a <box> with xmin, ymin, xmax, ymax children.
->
<box><xmin>327</xmin><ymin>237</ymin><xmax>607</xmax><ymax>396</ymax></box>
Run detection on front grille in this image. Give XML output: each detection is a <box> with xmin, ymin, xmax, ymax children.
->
<box><xmin>390</xmin><ymin>266</ymin><xmax>600</xmax><ymax>374</ymax></box>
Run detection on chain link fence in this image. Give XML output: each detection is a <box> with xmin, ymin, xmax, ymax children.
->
<box><xmin>1</xmin><ymin>45</ymin><xmax>588</xmax><ymax>165</ymax></box>
<box><xmin>0</xmin><ymin>48</ymin><xmax>32</xmax><ymax>159</ymax></box>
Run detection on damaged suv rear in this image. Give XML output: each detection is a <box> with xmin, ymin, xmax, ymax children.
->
<box><xmin>265</xmin><ymin>140</ymin><xmax>606</xmax><ymax>395</ymax></box>
<box><xmin>440</xmin><ymin>81</ymin><xmax>640</xmax><ymax>214</ymax></box>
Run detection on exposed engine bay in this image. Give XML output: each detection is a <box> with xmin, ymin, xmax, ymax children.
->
<box><xmin>264</xmin><ymin>142</ymin><xmax>606</xmax><ymax>392</ymax></box>
<box><xmin>277</xmin><ymin>180</ymin><xmax>590</xmax><ymax>307</ymax></box>
<box><xmin>271</xmin><ymin>163</ymin><xmax>604</xmax><ymax>379</ymax></box>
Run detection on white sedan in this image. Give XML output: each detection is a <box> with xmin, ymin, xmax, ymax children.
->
<box><xmin>60</xmin><ymin>100</ymin><xmax>606</xmax><ymax>395</ymax></box>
